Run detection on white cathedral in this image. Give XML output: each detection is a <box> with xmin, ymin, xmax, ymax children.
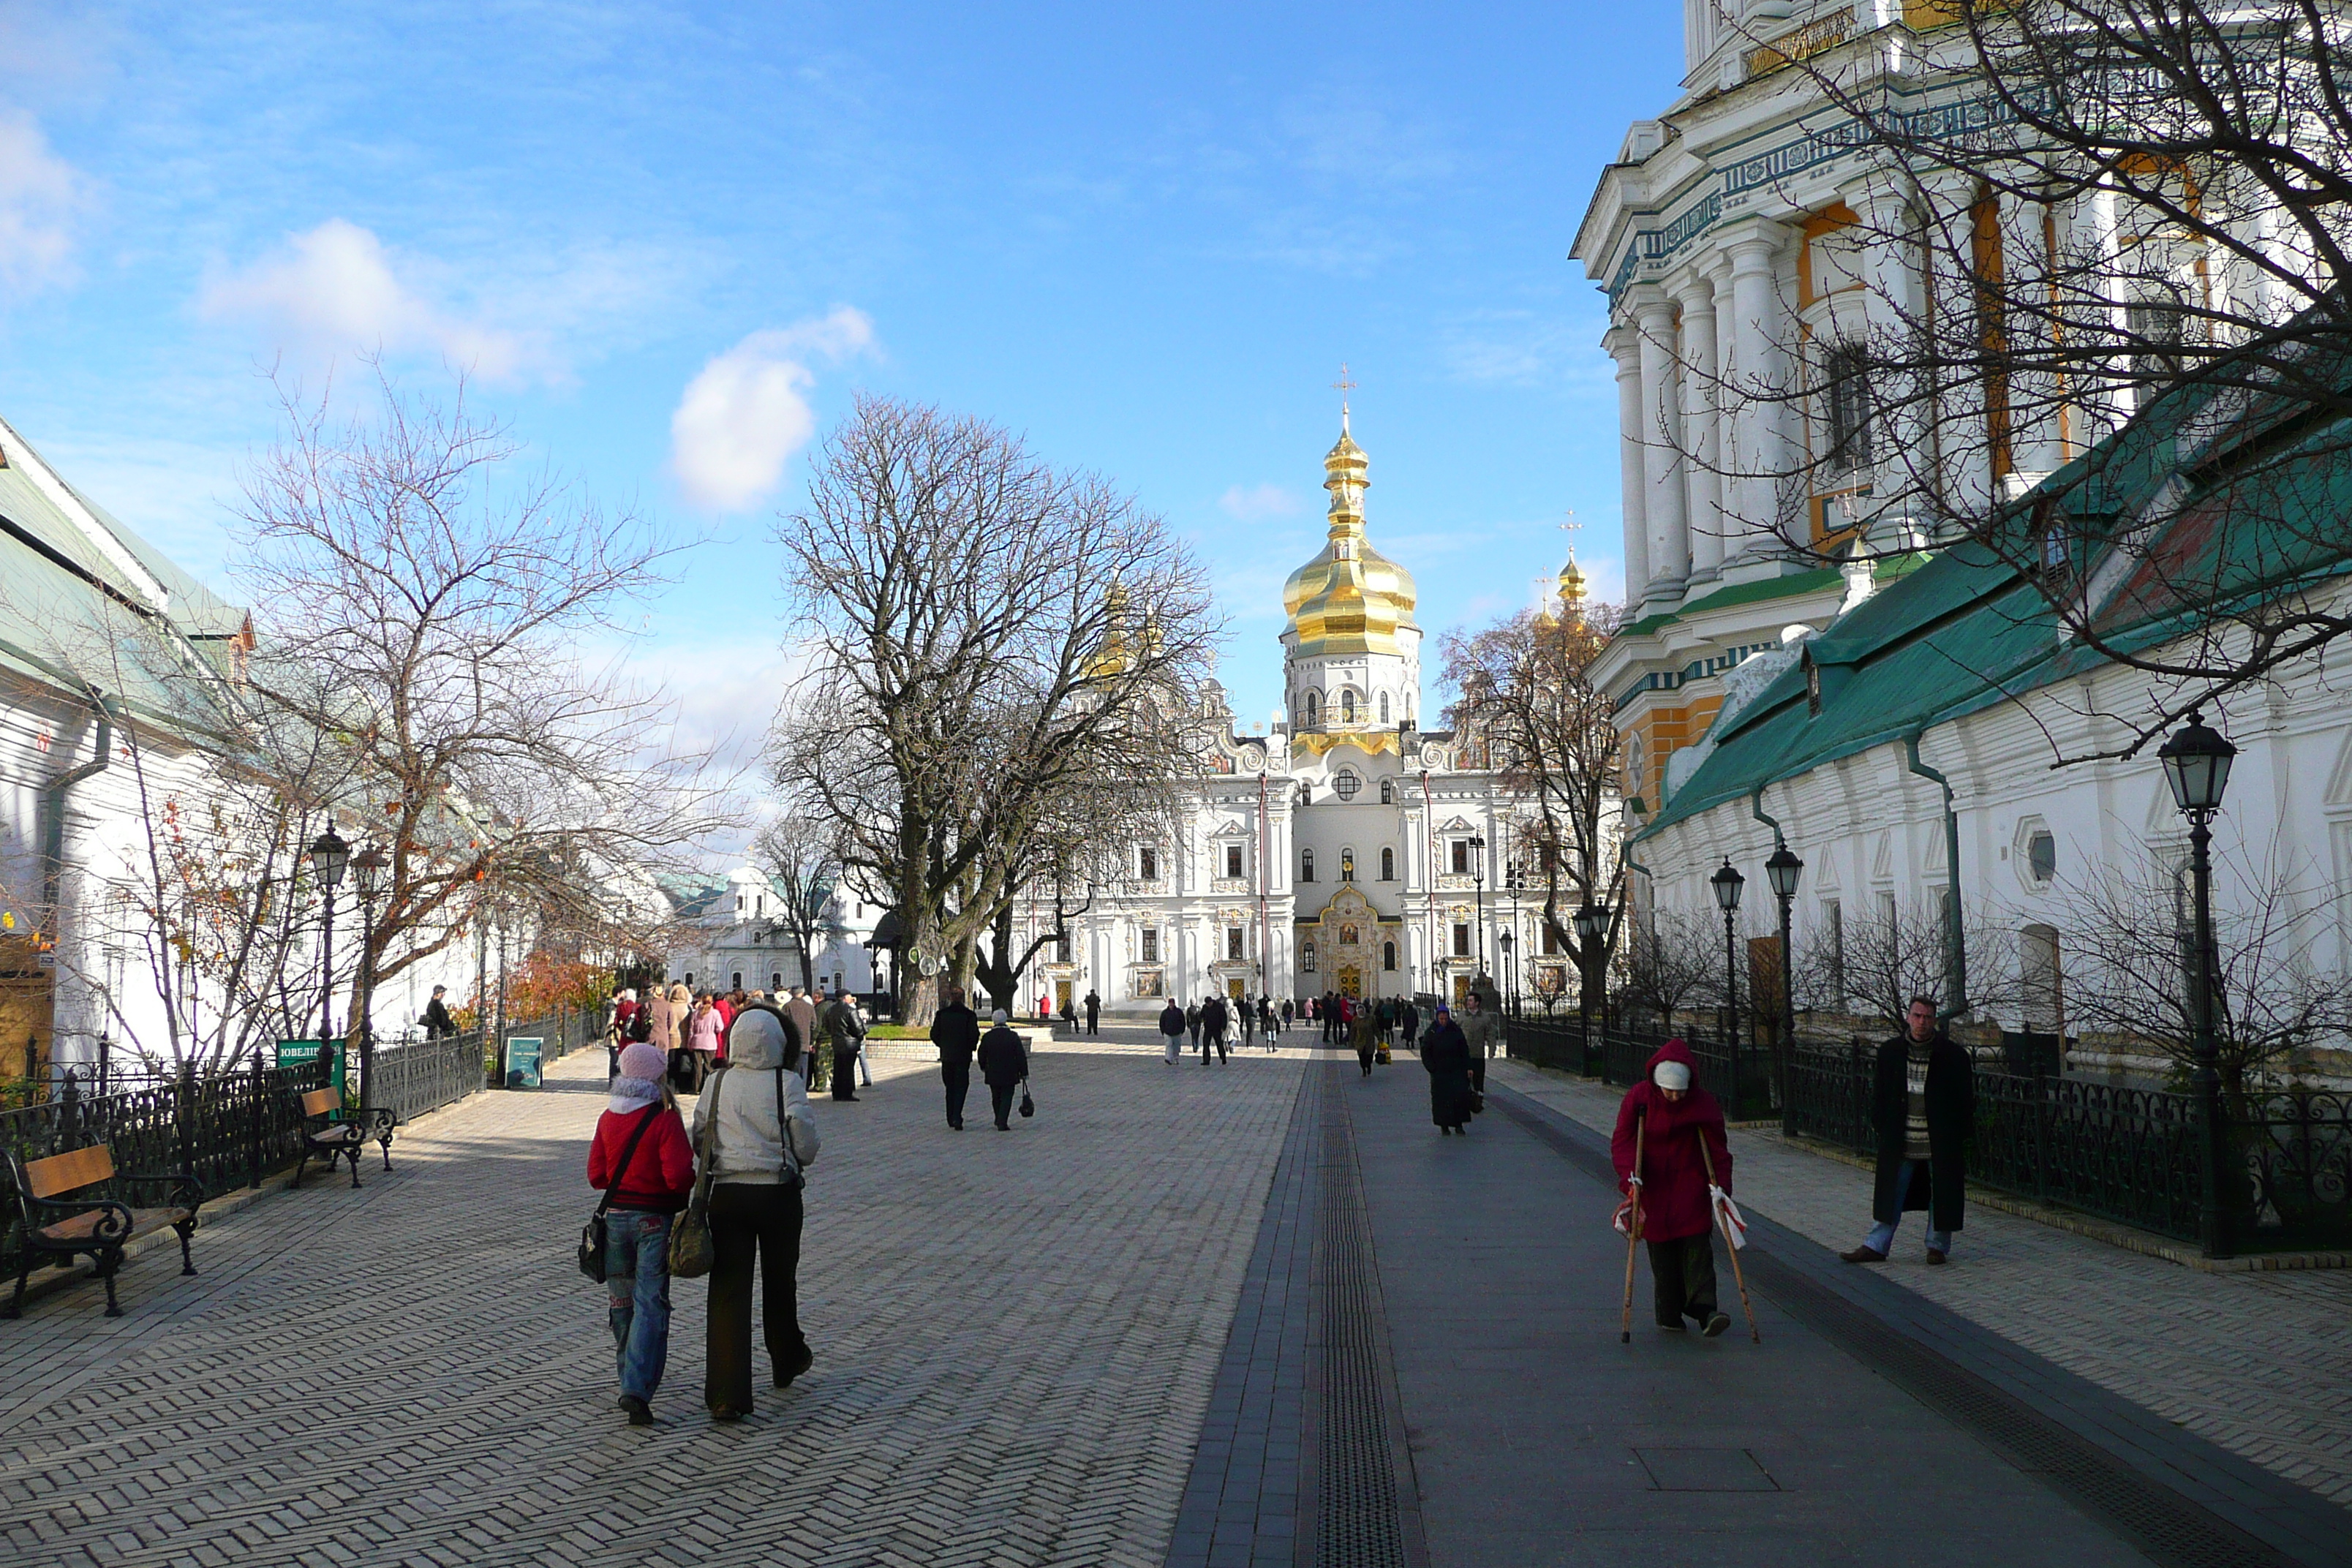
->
<box><xmin>1011</xmin><ymin>412</ymin><xmax>1597</xmax><ymax>1020</ymax></box>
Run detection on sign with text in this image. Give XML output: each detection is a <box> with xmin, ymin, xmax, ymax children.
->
<box><xmin>274</xmin><ymin>1039</ymin><xmax>347</xmax><ymax>1096</ymax></box>
<box><xmin>505</xmin><ymin>1037</ymin><xmax>544</xmax><ymax>1090</ymax></box>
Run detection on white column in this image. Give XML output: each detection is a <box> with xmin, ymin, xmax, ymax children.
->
<box><xmin>1722</xmin><ymin>225</ymin><xmax>1792</xmax><ymax>565</ymax></box>
<box><xmin>1849</xmin><ymin>178</ymin><xmax>1926</xmax><ymax>546</ymax></box>
<box><xmin>1608</xmin><ymin>325</ymin><xmax>1650</xmax><ymax>606</ymax></box>
<box><xmin>1676</xmin><ymin>273</ymin><xmax>1724</xmax><ymax>584</ymax></box>
<box><xmin>1634</xmin><ymin>290</ymin><xmax>1690</xmax><ymax>600</ymax></box>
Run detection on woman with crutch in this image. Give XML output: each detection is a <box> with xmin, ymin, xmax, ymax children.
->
<box><xmin>1608</xmin><ymin>1039</ymin><xmax>1734</xmax><ymax>1337</ymax></box>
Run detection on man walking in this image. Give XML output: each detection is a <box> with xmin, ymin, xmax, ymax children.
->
<box><xmin>1186</xmin><ymin>1000</ymin><xmax>1203</xmax><ymax>1058</ymax></box>
<box><xmin>1158</xmin><ymin>998</ymin><xmax>1186</xmax><ymax>1066</ymax></box>
<box><xmin>932</xmin><ymin>986</ymin><xmax>980</xmax><ymax>1130</ymax></box>
<box><xmin>786</xmin><ymin>987</ymin><xmax>818</xmax><ymax>1089</ymax></box>
<box><xmin>1399</xmin><ymin>995</ymin><xmax>1420</xmax><ymax>1055</ymax></box>
<box><xmin>1459</xmin><ymin>991</ymin><xmax>1500</xmax><ymax>1098</ymax></box>
<box><xmin>1204</xmin><ymin>993</ymin><xmax>1229</xmax><ymax>1064</ymax></box>
<box><xmin>1842</xmin><ymin>995</ymin><xmax>1974</xmax><ymax>1266</ymax></box>
<box><xmin>821</xmin><ymin>989</ymin><xmax>866</xmax><ymax>1102</ymax></box>
<box><xmin>978</xmin><ymin>1009</ymin><xmax>1028</xmax><ymax>1131</ymax></box>
<box><xmin>1084</xmin><ymin>989</ymin><xmax>1101</xmax><ymax>1036</ymax></box>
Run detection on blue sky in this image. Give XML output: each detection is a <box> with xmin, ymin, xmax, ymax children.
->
<box><xmin>1</xmin><ymin>0</ymin><xmax>1682</xmax><ymax>777</ymax></box>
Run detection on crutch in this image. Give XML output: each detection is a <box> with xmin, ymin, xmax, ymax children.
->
<box><xmin>1619</xmin><ymin>1113</ymin><xmax>1644</xmax><ymax>1344</ymax></box>
<box><xmin>1699</xmin><ymin>1134</ymin><xmax>1760</xmax><ymax>1343</ymax></box>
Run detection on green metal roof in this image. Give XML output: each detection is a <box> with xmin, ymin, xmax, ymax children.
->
<box><xmin>1618</xmin><ymin>566</ymin><xmax>1841</xmax><ymax>639</ymax></box>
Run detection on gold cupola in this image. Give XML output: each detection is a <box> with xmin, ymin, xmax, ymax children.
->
<box><xmin>1556</xmin><ymin>551</ymin><xmax>1586</xmax><ymax>618</ymax></box>
<box><xmin>1281</xmin><ymin>410</ymin><xmax>1419</xmax><ymax>659</ymax></box>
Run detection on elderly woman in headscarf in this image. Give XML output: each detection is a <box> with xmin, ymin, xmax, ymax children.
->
<box><xmin>586</xmin><ymin>1040</ymin><xmax>696</xmax><ymax>1425</ymax></box>
<box><xmin>1419</xmin><ymin>1000</ymin><xmax>1476</xmax><ymax>1133</ymax></box>
<box><xmin>1610</xmin><ymin>1038</ymin><xmax>1733</xmax><ymax>1337</ymax></box>
<box><xmin>694</xmin><ymin>1003</ymin><xmax>821</xmax><ymax>1420</ymax></box>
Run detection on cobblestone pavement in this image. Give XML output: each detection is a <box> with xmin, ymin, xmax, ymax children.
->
<box><xmin>0</xmin><ymin>1029</ymin><xmax>1306</xmax><ymax>1568</ymax></box>
<box><xmin>1493</xmin><ymin>1058</ymin><xmax>2352</xmax><ymax>1509</ymax></box>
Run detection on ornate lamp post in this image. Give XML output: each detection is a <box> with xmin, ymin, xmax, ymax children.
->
<box><xmin>1469</xmin><ymin>833</ymin><xmax>1488</xmax><ymax>983</ymax></box>
<box><xmin>1710</xmin><ymin>858</ymin><xmax>1744</xmax><ymax>1094</ymax></box>
<box><xmin>308</xmin><ymin>825</ymin><xmax>349</xmax><ymax>1044</ymax></box>
<box><xmin>1497</xmin><ymin>928</ymin><xmax>1515</xmax><ymax>1015</ymax></box>
<box><xmin>1572</xmin><ymin>900</ymin><xmax>1608</xmax><ymax>1029</ymax></box>
<box><xmin>1764</xmin><ymin>843</ymin><xmax>1803</xmax><ymax>1118</ymax></box>
<box><xmin>350</xmin><ymin>845</ymin><xmax>388</xmax><ymax>1111</ymax></box>
<box><xmin>2159</xmin><ymin>711</ymin><xmax>2238</xmax><ymax>1259</ymax></box>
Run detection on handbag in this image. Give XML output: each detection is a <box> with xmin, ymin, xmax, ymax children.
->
<box><xmin>578</xmin><ymin>1105</ymin><xmax>660</xmax><ymax>1284</ymax></box>
<box><xmin>668</xmin><ymin>1071</ymin><xmax>723</xmax><ymax>1279</ymax></box>
<box><xmin>1018</xmin><ymin>1079</ymin><xmax>1035</xmax><ymax>1119</ymax></box>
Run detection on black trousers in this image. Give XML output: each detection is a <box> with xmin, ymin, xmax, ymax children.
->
<box><xmin>1471</xmin><ymin>1054</ymin><xmax>1487</xmax><ymax>1093</ymax></box>
<box><xmin>705</xmin><ymin>1181</ymin><xmax>806</xmax><ymax>1413</ymax></box>
<box><xmin>1085</xmin><ymin>1012</ymin><xmax>1098</xmax><ymax>1035</ymax></box>
<box><xmin>943</xmin><ymin>1063</ymin><xmax>970</xmax><ymax>1127</ymax></box>
<box><xmin>1647</xmin><ymin>1232</ymin><xmax>1719</xmax><ymax>1327</ymax></box>
<box><xmin>1208</xmin><ymin>1028</ymin><xmax>1228</xmax><ymax>1063</ymax></box>
<box><xmin>989</xmin><ymin>1082</ymin><xmax>1017</xmax><ymax>1127</ymax></box>
<box><xmin>832</xmin><ymin>1044</ymin><xmax>859</xmax><ymax>1098</ymax></box>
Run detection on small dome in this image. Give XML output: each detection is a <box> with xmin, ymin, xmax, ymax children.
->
<box><xmin>1282</xmin><ymin>412</ymin><xmax>1418</xmax><ymax>657</ymax></box>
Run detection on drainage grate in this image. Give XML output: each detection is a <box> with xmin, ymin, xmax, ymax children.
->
<box><xmin>1310</xmin><ymin>1066</ymin><xmax>1425</xmax><ymax>1568</ymax></box>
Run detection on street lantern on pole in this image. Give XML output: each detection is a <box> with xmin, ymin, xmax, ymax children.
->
<box><xmin>2159</xmin><ymin>710</ymin><xmax>2238</xmax><ymax>1259</ymax></box>
<box><xmin>1497</xmin><ymin>928</ymin><xmax>1515</xmax><ymax>1014</ymax></box>
<box><xmin>350</xmin><ymin>845</ymin><xmax>388</xmax><ymax>1111</ymax></box>
<box><xmin>1763</xmin><ymin>843</ymin><xmax>1803</xmax><ymax>1118</ymax></box>
<box><xmin>309</xmin><ymin>824</ymin><xmax>349</xmax><ymax>1042</ymax></box>
<box><xmin>1572</xmin><ymin>900</ymin><xmax>1607</xmax><ymax>1026</ymax></box>
<box><xmin>1709</xmin><ymin>858</ymin><xmax>1745</xmax><ymax>1096</ymax></box>
<box><xmin>1469</xmin><ymin>834</ymin><xmax>1488</xmax><ymax>984</ymax></box>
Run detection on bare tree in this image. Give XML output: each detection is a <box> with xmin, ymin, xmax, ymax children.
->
<box><xmin>1443</xmin><ymin>598</ymin><xmax>1625</xmax><ymax>1012</ymax></box>
<box><xmin>774</xmin><ymin>394</ymin><xmax>1218</xmax><ymax>1026</ymax></box>
<box><xmin>1678</xmin><ymin>2</ymin><xmax>2352</xmax><ymax>758</ymax></box>
<box><xmin>235</xmin><ymin>368</ymin><xmax>727</xmax><ymax>1035</ymax></box>
<box><xmin>1792</xmin><ymin>897</ymin><xmax>2020</xmax><ymax>1038</ymax></box>
<box><xmin>1622</xmin><ymin>911</ymin><xmax>1720</xmax><ymax>1030</ymax></box>
<box><xmin>751</xmin><ymin>810</ymin><xmax>843</xmax><ymax>992</ymax></box>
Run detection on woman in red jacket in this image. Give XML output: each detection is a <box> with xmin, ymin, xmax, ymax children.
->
<box><xmin>1610</xmin><ymin>1038</ymin><xmax>1734</xmax><ymax>1337</ymax></box>
<box><xmin>587</xmin><ymin>1041</ymin><xmax>697</xmax><ymax>1424</ymax></box>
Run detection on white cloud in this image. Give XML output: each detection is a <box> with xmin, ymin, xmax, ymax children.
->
<box><xmin>0</xmin><ymin>110</ymin><xmax>86</xmax><ymax>295</ymax></box>
<box><xmin>668</xmin><ymin>308</ymin><xmax>875</xmax><ymax>513</ymax></box>
<box><xmin>198</xmin><ymin>219</ymin><xmax>535</xmax><ymax>380</ymax></box>
<box><xmin>1219</xmin><ymin>482</ymin><xmax>1302</xmax><ymax>522</ymax></box>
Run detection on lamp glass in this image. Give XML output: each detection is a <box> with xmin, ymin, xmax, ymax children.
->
<box><xmin>351</xmin><ymin>847</ymin><xmax>389</xmax><ymax>900</ymax></box>
<box><xmin>310</xmin><ymin>826</ymin><xmax>350</xmax><ymax>888</ymax></box>
<box><xmin>1573</xmin><ymin>902</ymin><xmax>1606</xmax><ymax>943</ymax></box>
<box><xmin>1765</xmin><ymin>845</ymin><xmax>1803</xmax><ymax>900</ymax></box>
<box><xmin>1709</xmin><ymin>858</ymin><xmax>1744</xmax><ymax>912</ymax></box>
<box><xmin>2158</xmin><ymin>712</ymin><xmax>2237</xmax><ymax>815</ymax></box>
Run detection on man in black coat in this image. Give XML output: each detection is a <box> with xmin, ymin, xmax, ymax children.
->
<box><xmin>931</xmin><ymin>987</ymin><xmax>981</xmax><ymax>1130</ymax></box>
<box><xmin>977</xmin><ymin>1010</ymin><xmax>1028</xmax><ymax>1131</ymax></box>
<box><xmin>1084</xmin><ymin>990</ymin><xmax>1101</xmax><ymax>1036</ymax></box>
<box><xmin>1841</xmin><ymin>995</ymin><xmax>1974</xmax><ymax>1265</ymax></box>
<box><xmin>1202</xmin><ymin>994</ymin><xmax>1229</xmax><ymax>1063</ymax></box>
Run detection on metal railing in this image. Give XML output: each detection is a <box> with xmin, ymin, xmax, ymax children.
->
<box><xmin>1501</xmin><ymin>1017</ymin><xmax>1779</xmax><ymax>1121</ymax></box>
<box><xmin>364</xmin><ymin>1029</ymin><xmax>486</xmax><ymax>1124</ymax></box>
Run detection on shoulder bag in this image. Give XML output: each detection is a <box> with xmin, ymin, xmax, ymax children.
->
<box><xmin>578</xmin><ymin>1107</ymin><xmax>660</xmax><ymax>1284</ymax></box>
<box><xmin>1019</xmin><ymin>1078</ymin><xmax>1035</xmax><ymax>1119</ymax></box>
<box><xmin>668</xmin><ymin>1071</ymin><xmax>723</xmax><ymax>1278</ymax></box>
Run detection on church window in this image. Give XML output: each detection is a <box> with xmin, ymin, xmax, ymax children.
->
<box><xmin>1383</xmin><ymin>941</ymin><xmax>1397</xmax><ymax>972</ymax></box>
<box><xmin>1298</xmin><ymin>782</ymin><xmax>1312</xmax><ymax>807</ymax></box>
<box><xmin>1142</xmin><ymin>927</ymin><xmax>1161</xmax><ymax>962</ymax></box>
<box><xmin>1334</xmin><ymin>770</ymin><xmax>1361</xmax><ymax>800</ymax></box>
<box><xmin>1301</xmin><ymin>848</ymin><xmax>1316</xmax><ymax>882</ymax></box>
<box><xmin>2027</xmin><ymin>829</ymin><xmax>2057</xmax><ymax>883</ymax></box>
<box><xmin>1138</xmin><ymin>845</ymin><xmax>1158</xmax><ymax>881</ymax></box>
<box><xmin>1452</xmin><ymin>923</ymin><xmax>1471</xmax><ymax>957</ymax></box>
<box><xmin>731</xmin><ymin>971</ymin><xmax>742</xmax><ymax>990</ymax></box>
<box><xmin>1380</xmin><ymin>779</ymin><xmax>1394</xmax><ymax>804</ymax></box>
<box><xmin>1227</xmin><ymin>927</ymin><xmax>1245</xmax><ymax>960</ymax></box>
<box><xmin>1303</xmin><ymin>939</ymin><xmax>1318</xmax><ymax>973</ymax></box>
<box><xmin>1542</xmin><ymin>923</ymin><xmax>1562</xmax><ymax>955</ymax></box>
<box><xmin>771</xmin><ymin>972</ymin><xmax>783</xmax><ymax>990</ymax></box>
<box><xmin>1341</xmin><ymin>848</ymin><xmax>1356</xmax><ymax>882</ymax></box>
<box><xmin>1342</xmin><ymin>690</ymin><xmax>1357</xmax><ymax>724</ymax></box>
<box><xmin>1379</xmin><ymin>692</ymin><xmax>1390</xmax><ymax>724</ymax></box>
<box><xmin>1379</xmin><ymin>847</ymin><xmax>1395</xmax><ymax>881</ymax></box>
<box><xmin>1451</xmin><ymin>839</ymin><xmax>1471</xmax><ymax>875</ymax></box>
<box><xmin>1055</xmin><ymin>930</ymin><xmax>1071</xmax><ymax>962</ymax></box>
<box><xmin>1225</xmin><ymin>843</ymin><xmax>1244</xmax><ymax>879</ymax></box>
<box><xmin>1304</xmin><ymin>690</ymin><xmax>1321</xmax><ymax>725</ymax></box>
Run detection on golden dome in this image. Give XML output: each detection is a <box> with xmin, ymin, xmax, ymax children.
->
<box><xmin>1557</xmin><ymin>551</ymin><xmax>1586</xmax><ymax>611</ymax></box>
<box><xmin>1281</xmin><ymin>411</ymin><xmax>1418</xmax><ymax>657</ymax></box>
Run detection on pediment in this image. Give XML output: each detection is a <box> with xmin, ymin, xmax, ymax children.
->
<box><xmin>1437</xmin><ymin>815</ymin><xmax>1477</xmax><ymax>833</ymax></box>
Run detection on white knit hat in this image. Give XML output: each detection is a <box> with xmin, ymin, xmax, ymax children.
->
<box><xmin>1651</xmin><ymin>1060</ymin><xmax>1692</xmax><ymax>1093</ymax></box>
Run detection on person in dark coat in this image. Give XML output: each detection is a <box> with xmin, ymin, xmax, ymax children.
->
<box><xmin>977</xmin><ymin>1010</ymin><xmax>1028</xmax><ymax>1131</ymax></box>
<box><xmin>1084</xmin><ymin>990</ymin><xmax>1101</xmax><ymax>1036</ymax></box>
<box><xmin>1158</xmin><ymin>998</ymin><xmax>1186</xmax><ymax>1065</ymax></box>
<box><xmin>1610</xmin><ymin>1038</ymin><xmax>1734</xmax><ymax>1335</ymax></box>
<box><xmin>931</xmin><ymin>987</ymin><xmax>981</xmax><ymax>1130</ymax></box>
<box><xmin>1398</xmin><ymin>998</ymin><xmax>1420</xmax><ymax>1053</ymax></box>
<box><xmin>1420</xmin><ymin>1002</ymin><xmax>1477</xmax><ymax>1130</ymax></box>
<box><xmin>1203</xmin><ymin>994</ymin><xmax>1229</xmax><ymax>1063</ymax></box>
<box><xmin>1842</xmin><ymin>995</ymin><xmax>1973</xmax><ymax>1265</ymax></box>
<box><xmin>1351</xmin><ymin>1001</ymin><xmax>1377</xmax><ymax>1077</ymax></box>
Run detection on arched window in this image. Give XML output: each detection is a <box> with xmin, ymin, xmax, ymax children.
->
<box><xmin>1303</xmin><ymin>939</ymin><xmax>1318</xmax><ymax>973</ymax></box>
<box><xmin>1383</xmin><ymin>941</ymin><xmax>1397</xmax><ymax>972</ymax></box>
<box><xmin>1298</xmin><ymin>781</ymin><xmax>1312</xmax><ymax>807</ymax></box>
<box><xmin>1303</xmin><ymin>689</ymin><xmax>1321</xmax><ymax>725</ymax></box>
<box><xmin>731</xmin><ymin>971</ymin><xmax>742</xmax><ymax>990</ymax></box>
<box><xmin>1342</xmin><ymin>690</ymin><xmax>1357</xmax><ymax>724</ymax></box>
<box><xmin>770</xmin><ymin>972</ymin><xmax>783</xmax><ymax>990</ymax></box>
<box><xmin>1341</xmin><ymin>848</ymin><xmax>1356</xmax><ymax>882</ymax></box>
<box><xmin>1379</xmin><ymin>847</ymin><xmax>1395</xmax><ymax>881</ymax></box>
<box><xmin>1379</xmin><ymin>778</ymin><xmax>1394</xmax><ymax>804</ymax></box>
<box><xmin>1301</xmin><ymin>848</ymin><xmax>1316</xmax><ymax>883</ymax></box>
<box><xmin>1379</xmin><ymin>692</ymin><xmax>1390</xmax><ymax>724</ymax></box>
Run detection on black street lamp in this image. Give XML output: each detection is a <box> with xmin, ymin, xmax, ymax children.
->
<box><xmin>1469</xmin><ymin>834</ymin><xmax>1488</xmax><ymax>984</ymax></box>
<box><xmin>1572</xmin><ymin>900</ymin><xmax>1607</xmax><ymax>1027</ymax></box>
<box><xmin>1710</xmin><ymin>857</ymin><xmax>1744</xmax><ymax>1094</ymax></box>
<box><xmin>351</xmin><ymin>845</ymin><xmax>388</xmax><ymax>1112</ymax></box>
<box><xmin>309</xmin><ymin>824</ymin><xmax>349</xmax><ymax>1044</ymax></box>
<box><xmin>2160</xmin><ymin>710</ymin><xmax>2239</xmax><ymax>1259</ymax></box>
<box><xmin>1764</xmin><ymin>843</ymin><xmax>1803</xmax><ymax>1121</ymax></box>
<box><xmin>1497</xmin><ymin>928</ymin><xmax>1515</xmax><ymax>1015</ymax></box>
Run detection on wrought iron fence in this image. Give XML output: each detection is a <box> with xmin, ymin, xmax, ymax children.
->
<box><xmin>365</xmin><ymin>1030</ymin><xmax>486</xmax><ymax>1124</ymax></box>
<box><xmin>1502</xmin><ymin>1017</ymin><xmax>1591</xmax><ymax>1075</ymax></box>
<box><xmin>0</xmin><ymin>1060</ymin><xmax>328</xmax><ymax>1280</ymax></box>
<box><xmin>2236</xmin><ymin>1088</ymin><xmax>2352</xmax><ymax>1251</ymax></box>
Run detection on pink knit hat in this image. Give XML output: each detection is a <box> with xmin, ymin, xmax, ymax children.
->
<box><xmin>617</xmin><ymin>1041</ymin><xmax>666</xmax><ymax>1082</ymax></box>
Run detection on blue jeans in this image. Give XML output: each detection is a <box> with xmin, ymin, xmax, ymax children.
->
<box><xmin>605</xmin><ymin>1209</ymin><xmax>673</xmax><ymax>1401</ymax></box>
<box><xmin>1865</xmin><ymin>1160</ymin><xmax>1953</xmax><ymax>1256</ymax></box>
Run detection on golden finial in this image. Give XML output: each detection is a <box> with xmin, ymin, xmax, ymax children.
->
<box><xmin>1333</xmin><ymin>363</ymin><xmax>1356</xmax><ymax>431</ymax></box>
<box><xmin>1557</xmin><ymin>513</ymin><xmax>1586</xmax><ymax>613</ymax></box>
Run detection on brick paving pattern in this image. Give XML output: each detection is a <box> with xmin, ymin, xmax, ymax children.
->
<box><xmin>1493</xmin><ymin>1058</ymin><xmax>2352</xmax><ymax>1509</ymax></box>
<box><xmin>0</xmin><ymin>1030</ymin><xmax>1306</xmax><ymax>1568</ymax></box>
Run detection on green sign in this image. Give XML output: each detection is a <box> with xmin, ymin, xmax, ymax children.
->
<box><xmin>505</xmin><ymin>1036</ymin><xmax>544</xmax><ymax>1090</ymax></box>
<box><xmin>274</xmin><ymin>1039</ymin><xmax>347</xmax><ymax>1096</ymax></box>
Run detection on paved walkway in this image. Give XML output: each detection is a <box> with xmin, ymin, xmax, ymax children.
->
<box><xmin>1492</xmin><ymin>1058</ymin><xmax>2352</xmax><ymax>1509</ymax></box>
<box><xmin>0</xmin><ymin>1030</ymin><xmax>1305</xmax><ymax>1568</ymax></box>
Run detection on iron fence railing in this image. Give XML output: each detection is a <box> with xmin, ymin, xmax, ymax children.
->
<box><xmin>364</xmin><ymin>1029</ymin><xmax>486</xmax><ymax>1124</ymax></box>
<box><xmin>0</xmin><ymin>1060</ymin><xmax>329</xmax><ymax>1280</ymax></box>
<box><xmin>1501</xmin><ymin>1017</ymin><xmax>1778</xmax><ymax>1121</ymax></box>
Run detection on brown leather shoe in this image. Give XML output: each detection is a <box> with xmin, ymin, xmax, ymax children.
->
<box><xmin>1838</xmin><ymin>1245</ymin><xmax>1888</xmax><ymax>1264</ymax></box>
<box><xmin>1926</xmin><ymin>1248</ymin><xmax>1948</xmax><ymax>1266</ymax></box>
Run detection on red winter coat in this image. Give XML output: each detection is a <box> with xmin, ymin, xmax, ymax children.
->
<box><xmin>1609</xmin><ymin>1039</ymin><xmax>1733</xmax><ymax>1243</ymax></box>
<box><xmin>587</xmin><ymin>1103</ymin><xmax>697</xmax><ymax>1214</ymax></box>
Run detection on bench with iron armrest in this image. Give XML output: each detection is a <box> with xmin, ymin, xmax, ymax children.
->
<box><xmin>4</xmin><ymin>1144</ymin><xmax>197</xmax><ymax>1319</ymax></box>
<box><xmin>292</xmin><ymin>1088</ymin><xmax>399</xmax><ymax>1189</ymax></box>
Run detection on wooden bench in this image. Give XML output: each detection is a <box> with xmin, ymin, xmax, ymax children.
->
<box><xmin>4</xmin><ymin>1144</ymin><xmax>197</xmax><ymax>1319</ymax></box>
<box><xmin>292</xmin><ymin>1088</ymin><xmax>397</xmax><ymax>1189</ymax></box>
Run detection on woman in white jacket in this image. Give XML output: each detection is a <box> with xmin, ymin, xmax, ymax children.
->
<box><xmin>693</xmin><ymin>1004</ymin><xmax>821</xmax><ymax>1420</ymax></box>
